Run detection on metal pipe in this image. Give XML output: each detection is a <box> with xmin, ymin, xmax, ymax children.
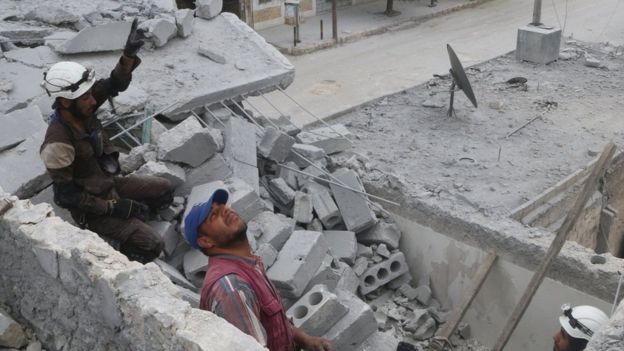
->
<box><xmin>531</xmin><ymin>0</ymin><xmax>542</xmax><ymax>25</ymax></box>
<box><xmin>110</xmin><ymin>100</ymin><xmax>180</xmax><ymax>140</ymax></box>
<box><xmin>204</xmin><ymin>105</ymin><xmax>227</xmax><ymax>128</ymax></box>
<box><xmin>332</xmin><ymin>0</ymin><xmax>338</xmax><ymax>41</ymax></box>
<box><xmin>320</xmin><ymin>20</ymin><xmax>324</xmax><ymax>40</ymax></box>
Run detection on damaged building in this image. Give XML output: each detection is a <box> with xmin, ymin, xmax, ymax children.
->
<box><xmin>2</xmin><ymin>0</ymin><xmax>624</xmax><ymax>351</ymax></box>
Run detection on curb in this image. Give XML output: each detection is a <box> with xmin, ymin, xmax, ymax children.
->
<box><xmin>270</xmin><ymin>0</ymin><xmax>496</xmax><ymax>56</ymax></box>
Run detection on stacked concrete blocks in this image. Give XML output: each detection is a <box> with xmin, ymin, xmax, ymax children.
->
<box><xmin>267</xmin><ymin>230</ymin><xmax>329</xmax><ymax>299</ymax></box>
<box><xmin>157</xmin><ymin>117</ymin><xmax>223</xmax><ymax>167</ymax></box>
<box><xmin>359</xmin><ymin>252</ymin><xmax>409</xmax><ymax>295</ymax></box>
<box><xmin>330</xmin><ymin>168</ymin><xmax>377</xmax><ymax>233</ymax></box>
<box><xmin>287</xmin><ymin>284</ymin><xmax>349</xmax><ymax>336</ymax></box>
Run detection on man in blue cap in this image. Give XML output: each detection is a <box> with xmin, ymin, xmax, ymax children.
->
<box><xmin>184</xmin><ymin>189</ymin><xmax>334</xmax><ymax>351</ymax></box>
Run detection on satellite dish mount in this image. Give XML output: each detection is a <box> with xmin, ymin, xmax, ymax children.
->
<box><xmin>446</xmin><ymin>44</ymin><xmax>478</xmax><ymax>117</ymax></box>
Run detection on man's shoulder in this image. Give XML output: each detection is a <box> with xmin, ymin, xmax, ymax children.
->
<box><xmin>213</xmin><ymin>273</ymin><xmax>254</xmax><ymax>292</ymax></box>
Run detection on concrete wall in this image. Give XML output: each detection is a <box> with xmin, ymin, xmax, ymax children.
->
<box><xmin>395</xmin><ymin>215</ymin><xmax>610</xmax><ymax>351</ymax></box>
<box><xmin>0</xmin><ymin>193</ymin><xmax>266</xmax><ymax>351</ymax></box>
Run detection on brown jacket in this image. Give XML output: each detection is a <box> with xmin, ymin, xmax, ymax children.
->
<box><xmin>40</xmin><ymin>56</ymin><xmax>141</xmax><ymax>216</ymax></box>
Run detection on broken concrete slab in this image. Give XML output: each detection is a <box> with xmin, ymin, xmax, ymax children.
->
<box><xmin>359</xmin><ymin>252</ymin><xmax>409</xmax><ymax>295</ymax></box>
<box><xmin>257</xmin><ymin>126</ymin><xmax>295</xmax><ymax>162</ymax></box>
<box><xmin>198</xmin><ymin>46</ymin><xmax>227</xmax><ymax>64</ymax></box>
<box><xmin>305</xmin><ymin>182</ymin><xmax>341</xmax><ymax>228</ymax></box>
<box><xmin>296</xmin><ymin>124</ymin><xmax>352</xmax><ymax>155</ymax></box>
<box><xmin>148</xmin><ymin>221</ymin><xmax>180</xmax><ymax>257</ymax></box>
<box><xmin>196</xmin><ymin>0</ymin><xmax>223</xmax><ymax>20</ymax></box>
<box><xmin>24</xmin><ymin>5</ymin><xmax>80</xmax><ymax>26</ymax></box>
<box><xmin>323</xmin><ymin>290</ymin><xmax>377</xmax><ymax>351</ymax></box>
<box><xmin>119</xmin><ymin>144</ymin><xmax>157</xmax><ymax>174</ymax></box>
<box><xmin>183</xmin><ymin>249</ymin><xmax>209</xmax><ymax>287</ymax></box>
<box><xmin>358</xmin><ymin>221</ymin><xmax>401</xmax><ymax>250</ymax></box>
<box><xmin>134</xmin><ymin>161</ymin><xmax>186</xmax><ymax>188</ymax></box>
<box><xmin>157</xmin><ymin>117</ymin><xmax>223</xmax><ymax>167</ymax></box>
<box><xmin>330</xmin><ymin>168</ymin><xmax>377</xmax><ymax>233</ymax></box>
<box><xmin>0</xmin><ymin>62</ymin><xmax>46</xmax><ymax>111</ymax></box>
<box><xmin>267</xmin><ymin>230</ymin><xmax>329</xmax><ymax>299</ymax></box>
<box><xmin>0</xmin><ymin>309</ymin><xmax>28</xmax><ymax>348</ymax></box>
<box><xmin>248</xmin><ymin>211</ymin><xmax>295</xmax><ymax>251</ymax></box>
<box><xmin>0</xmin><ymin>130</ymin><xmax>51</xmax><ymax>198</ymax></box>
<box><xmin>175</xmin><ymin>154</ymin><xmax>232</xmax><ymax>196</ymax></box>
<box><xmin>175</xmin><ymin>9</ymin><xmax>194</xmax><ymax>38</ymax></box>
<box><xmin>289</xmin><ymin>143</ymin><xmax>326</xmax><ymax>168</ymax></box>
<box><xmin>3</xmin><ymin>46</ymin><xmax>57</xmax><ymax>68</ymax></box>
<box><xmin>287</xmin><ymin>284</ymin><xmax>348</xmax><ymax>336</ymax></box>
<box><xmin>153</xmin><ymin>258</ymin><xmax>197</xmax><ymax>292</ymax></box>
<box><xmin>0</xmin><ymin>105</ymin><xmax>46</xmax><ymax>152</ymax></box>
<box><xmin>293</xmin><ymin>192</ymin><xmax>313</xmax><ymax>224</ymax></box>
<box><xmin>139</xmin><ymin>17</ymin><xmax>178</xmax><ymax>48</ymax></box>
<box><xmin>359</xmin><ymin>331</ymin><xmax>400</xmax><ymax>351</ymax></box>
<box><xmin>53</xmin><ymin>21</ymin><xmax>131</xmax><ymax>54</ymax></box>
<box><xmin>323</xmin><ymin>230</ymin><xmax>357</xmax><ymax>265</ymax></box>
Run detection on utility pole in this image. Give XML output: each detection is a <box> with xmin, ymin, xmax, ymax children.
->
<box><xmin>332</xmin><ymin>0</ymin><xmax>337</xmax><ymax>41</ymax></box>
<box><xmin>531</xmin><ymin>0</ymin><xmax>542</xmax><ymax>25</ymax></box>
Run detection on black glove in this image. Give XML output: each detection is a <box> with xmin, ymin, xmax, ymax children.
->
<box><xmin>108</xmin><ymin>198</ymin><xmax>149</xmax><ymax>221</ymax></box>
<box><xmin>124</xmin><ymin>18</ymin><xmax>145</xmax><ymax>57</ymax></box>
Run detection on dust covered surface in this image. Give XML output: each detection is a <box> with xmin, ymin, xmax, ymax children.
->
<box><xmin>337</xmin><ymin>40</ymin><xmax>624</xmax><ymax>218</ymax></box>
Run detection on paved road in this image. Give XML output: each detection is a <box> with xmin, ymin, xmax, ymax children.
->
<box><xmin>249</xmin><ymin>0</ymin><xmax>624</xmax><ymax>127</ymax></box>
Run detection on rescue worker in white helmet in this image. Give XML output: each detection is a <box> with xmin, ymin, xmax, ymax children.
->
<box><xmin>39</xmin><ymin>19</ymin><xmax>173</xmax><ymax>263</ymax></box>
<box><xmin>553</xmin><ymin>304</ymin><xmax>609</xmax><ymax>351</ymax></box>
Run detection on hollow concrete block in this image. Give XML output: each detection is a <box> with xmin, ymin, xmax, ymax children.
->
<box><xmin>183</xmin><ymin>249</ymin><xmax>209</xmax><ymax>287</ymax></box>
<box><xmin>293</xmin><ymin>192</ymin><xmax>313</xmax><ymax>224</ymax></box>
<box><xmin>157</xmin><ymin>117</ymin><xmax>223</xmax><ymax>167</ymax></box>
<box><xmin>323</xmin><ymin>230</ymin><xmax>357</xmax><ymax>265</ymax></box>
<box><xmin>267</xmin><ymin>230</ymin><xmax>329</xmax><ymax>299</ymax></box>
<box><xmin>257</xmin><ymin>126</ymin><xmax>295</xmax><ymax>163</ymax></box>
<box><xmin>305</xmin><ymin>182</ymin><xmax>341</xmax><ymax>228</ymax></box>
<box><xmin>359</xmin><ymin>252</ymin><xmax>409</xmax><ymax>295</ymax></box>
<box><xmin>225</xmin><ymin>178</ymin><xmax>267</xmax><ymax>222</ymax></box>
<box><xmin>323</xmin><ymin>290</ymin><xmax>377</xmax><ymax>351</ymax></box>
<box><xmin>287</xmin><ymin>284</ymin><xmax>348</xmax><ymax>336</ymax></box>
<box><xmin>357</xmin><ymin>221</ymin><xmax>401</xmax><ymax>250</ymax></box>
<box><xmin>279</xmin><ymin>161</ymin><xmax>300</xmax><ymax>190</ymax></box>
<box><xmin>296</xmin><ymin>124</ymin><xmax>352</xmax><ymax>155</ymax></box>
<box><xmin>329</xmin><ymin>168</ymin><xmax>377</xmax><ymax>233</ymax></box>
<box><xmin>516</xmin><ymin>25</ymin><xmax>562</xmax><ymax>64</ymax></box>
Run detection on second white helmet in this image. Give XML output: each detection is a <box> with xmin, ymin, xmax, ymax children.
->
<box><xmin>41</xmin><ymin>61</ymin><xmax>96</xmax><ymax>100</ymax></box>
<box><xmin>559</xmin><ymin>304</ymin><xmax>609</xmax><ymax>341</ymax></box>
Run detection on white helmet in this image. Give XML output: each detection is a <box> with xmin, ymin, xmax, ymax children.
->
<box><xmin>41</xmin><ymin>61</ymin><xmax>96</xmax><ymax>100</ymax></box>
<box><xmin>559</xmin><ymin>304</ymin><xmax>609</xmax><ymax>341</ymax></box>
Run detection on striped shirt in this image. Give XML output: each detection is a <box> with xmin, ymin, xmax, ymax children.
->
<box><xmin>205</xmin><ymin>256</ymin><xmax>269</xmax><ymax>346</ymax></box>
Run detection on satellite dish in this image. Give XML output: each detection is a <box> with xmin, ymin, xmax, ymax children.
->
<box><xmin>446</xmin><ymin>44</ymin><xmax>478</xmax><ymax>117</ymax></box>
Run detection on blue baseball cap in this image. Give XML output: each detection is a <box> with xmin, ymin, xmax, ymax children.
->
<box><xmin>184</xmin><ymin>189</ymin><xmax>229</xmax><ymax>249</ymax></box>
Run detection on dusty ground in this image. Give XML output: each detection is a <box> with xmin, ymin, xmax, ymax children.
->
<box><xmin>334</xmin><ymin>40</ymin><xmax>624</xmax><ymax>218</ymax></box>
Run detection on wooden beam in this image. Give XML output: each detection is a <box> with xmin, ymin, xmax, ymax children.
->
<box><xmin>435</xmin><ymin>251</ymin><xmax>497</xmax><ymax>339</ymax></box>
<box><xmin>493</xmin><ymin>142</ymin><xmax>616</xmax><ymax>351</ymax></box>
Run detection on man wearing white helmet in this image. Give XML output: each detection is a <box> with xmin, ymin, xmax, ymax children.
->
<box><xmin>553</xmin><ymin>304</ymin><xmax>609</xmax><ymax>351</ymax></box>
<box><xmin>39</xmin><ymin>19</ymin><xmax>173</xmax><ymax>263</ymax></box>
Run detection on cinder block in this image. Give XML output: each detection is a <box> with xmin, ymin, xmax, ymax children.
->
<box><xmin>148</xmin><ymin>220</ymin><xmax>180</xmax><ymax>257</ymax></box>
<box><xmin>293</xmin><ymin>192</ymin><xmax>313</xmax><ymax>224</ymax></box>
<box><xmin>323</xmin><ymin>290</ymin><xmax>377</xmax><ymax>351</ymax></box>
<box><xmin>196</xmin><ymin>0</ymin><xmax>224</xmax><ymax>19</ymax></box>
<box><xmin>157</xmin><ymin>117</ymin><xmax>223</xmax><ymax>167</ymax></box>
<box><xmin>134</xmin><ymin>161</ymin><xmax>185</xmax><ymax>188</ymax></box>
<box><xmin>139</xmin><ymin>17</ymin><xmax>177</xmax><ymax>47</ymax></box>
<box><xmin>357</xmin><ymin>221</ymin><xmax>401</xmax><ymax>250</ymax></box>
<box><xmin>287</xmin><ymin>284</ymin><xmax>349</xmax><ymax>336</ymax></box>
<box><xmin>296</xmin><ymin>124</ymin><xmax>352</xmax><ymax>155</ymax></box>
<box><xmin>516</xmin><ymin>25</ymin><xmax>562</xmax><ymax>64</ymax></box>
<box><xmin>254</xmin><ymin>242</ymin><xmax>278</xmax><ymax>267</ymax></box>
<box><xmin>0</xmin><ymin>310</ymin><xmax>27</xmax><ymax>348</ymax></box>
<box><xmin>153</xmin><ymin>258</ymin><xmax>197</xmax><ymax>292</ymax></box>
<box><xmin>183</xmin><ymin>249</ymin><xmax>209</xmax><ymax>287</ymax></box>
<box><xmin>0</xmin><ymin>105</ymin><xmax>46</xmax><ymax>152</ymax></box>
<box><xmin>224</xmin><ymin>117</ymin><xmax>257</xmax><ymax>169</ymax></box>
<box><xmin>54</xmin><ymin>21</ymin><xmax>131</xmax><ymax>54</ymax></box>
<box><xmin>175</xmin><ymin>154</ymin><xmax>232</xmax><ymax>196</ymax></box>
<box><xmin>230</xmin><ymin>159</ymin><xmax>260</xmax><ymax>194</ymax></box>
<box><xmin>297</xmin><ymin>164</ymin><xmax>330</xmax><ymax>187</ymax></box>
<box><xmin>288</xmin><ymin>143</ymin><xmax>327</xmax><ymax>168</ymax></box>
<box><xmin>248</xmin><ymin>211</ymin><xmax>295</xmax><ymax>251</ymax></box>
<box><xmin>304</xmin><ymin>254</ymin><xmax>341</xmax><ymax>293</ymax></box>
<box><xmin>269</xmin><ymin>177</ymin><xmax>296</xmax><ymax>205</ymax></box>
<box><xmin>323</xmin><ymin>230</ymin><xmax>357</xmax><ymax>265</ymax></box>
<box><xmin>257</xmin><ymin>126</ymin><xmax>295</xmax><ymax>162</ymax></box>
<box><xmin>279</xmin><ymin>161</ymin><xmax>300</xmax><ymax>190</ymax></box>
<box><xmin>267</xmin><ymin>230</ymin><xmax>329</xmax><ymax>299</ymax></box>
<box><xmin>225</xmin><ymin>178</ymin><xmax>267</xmax><ymax>222</ymax></box>
<box><xmin>329</xmin><ymin>168</ymin><xmax>377</xmax><ymax>233</ymax></box>
<box><xmin>174</xmin><ymin>9</ymin><xmax>194</xmax><ymax>38</ymax></box>
<box><xmin>359</xmin><ymin>252</ymin><xmax>409</xmax><ymax>295</ymax></box>
<box><xmin>305</xmin><ymin>182</ymin><xmax>341</xmax><ymax>228</ymax></box>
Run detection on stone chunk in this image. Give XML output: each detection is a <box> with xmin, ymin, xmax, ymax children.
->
<box><xmin>287</xmin><ymin>284</ymin><xmax>349</xmax><ymax>336</ymax></box>
<box><xmin>183</xmin><ymin>249</ymin><xmax>209</xmax><ymax>287</ymax></box>
<box><xmin>329</xmin><ymin>168</ymin><xmax>376</xmax><ymax>233</ymax></box>
<box><xmin>196</xmin><ymin>0</ymin><xmax>224</xmax><ymax>19</ymax></box>
<box><xmin>153</xmin><ymin>258</ymin><xmax>197</xmax><ymax>292</ymax></box>
<box><xmin>414</xmin><ymin>285</ymin><xmax>432</xmax><ymax>306</ymax></box>
<box><xmin>54</xmin><ymin>21</ymin><xmax>131</xmax><ymax>54</ymax></box>
<box><xmin>148</xmin><ymin>221</ymin><xmax>180</xmax><ymax>257</ymax></box>
<box><xmin>584</xmin><ymin>56</ymin><xmax>602</xmax><ymax>68</ymax></box>
<box><xmin>257</xmin><ymin>126</ymin><xmax>295</xmax><ymax>162</ymax></box>
<box><xmin>175</xmin><ymin>154</ymin><xmax>232</xmax><ymax>196</ymax></box>
<box><xmin>336</xmin><ymin>263</ymin><xmax>360</xmax><ymax>294</ymax></box>
<box><xmin>175</xmin><ymin>9</ymin><xmax>195</xmax><ymax>38</ymax></box>
<box><xmin>0</xmin><ymin>310</ymin><xmax>28</xmax><ymax>348</ymax></box>
<box><xmin>357</xmin><ymin>244</ymin><xmax>373</xmax><ymax>258</ymax></box>
<box><xmin>267</xmin><ymin>230</ymin><xmax>329</xmax><ymax>299</ymax></box>
<box><xmin>376</xmin><ymin>243</ymin><xmax>390</xmax><ymax>258</ymax></box>
<box><xmin>269</xmin><ymin>178</ymin><xmax>296</xmax><ymax>205</ymax></box>
<box><xmin>198</xmin><ymin>46</ymin><xmax>226</xmax><ymax>64</ymax></box>
<box><xmin>293</xmin><ymin>192</ymin><xmax>313</xmax><ymax>224</ymax></box>
<box><xmin>358</xmin><ymin>221</ymin><xmax>401</xmax><ymax>250</ymax></box>
<box><xmin>323</xmin><ymin>230</ymin><xmax>357</xmax><ymax>265</ymax></box>
<box><xmin>289</xmin><ymin>143</ymin><xmax>326</xmax><ymax>168</ymax></box>
<box><xmin>323</xmin><ymin>290</ymin><xmax>377</xmax><ymax>351</ymax></box>
<box><xmin>359</xmin><ymin>252</ymin><xmax>409</xmax><ymax>295</ymax></box>
<box><xmin>0</xmin><ymin>130</ymin><xmax>50</xmax><ymax>198</ymax></box>
<box><xmin>157</xmin><ymin>117</ymin><xmax>223</xmax><ymax>167</ymax></box>
<box><xmin>224</xmin><ymin>117</ymin><xmax>257</xmax><ymax>191</ymax></box>
<box><xmin>134</xmin><ymin>161</ymin><xmax>186</xmax><ymax>188</ymax></box>
<box><xmin>120</xmin><ymin>144</ymin><xmax>157</xmax><ymax>174</ymax></box>
<box><xmin>25</xmin><ymin>5</ymin><xmax>79</xmax><ymax>26</ymax></box>
<box><xmin>305</xmin><ymin>255</ymin><xmax>341</xmax><ymax>293</ymax></box>
<box><xmin>230</xmin><ymin>159</ymin><xmax>259</xmax><ymax>194</ymax></box>
<box><xmin>139</xmin><ymin>17</ymin><xmax>177</xmax><ymax>48</ymax></box>
<box><xmin>248</xmin><ymin>211</ymin><xmax>295</xmax><ymax>251</ymax></box>
<box><xmin>305</xmin><ymin>182</ymin><xmax>341</xmax><ymax>228</ymax></box>
<box><xmin>352</xmin><ymin>257</ymin><xmax>369</xmax><ymax>277</ymax></box>
<box><xmin>296</xmin><ymin>124</ymin><xmax>352</xmax><ymax>155</ymax></box>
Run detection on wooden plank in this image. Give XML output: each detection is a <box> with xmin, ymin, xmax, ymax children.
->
<box><xmin>493</xmin><ymin>142</ymin><xmax>616</xmax><ymax>351</ymax></box>
<box><xmin>436</xmin><ymin>251</ymin><xmax>497</xmax><ymax>339</ymax></box>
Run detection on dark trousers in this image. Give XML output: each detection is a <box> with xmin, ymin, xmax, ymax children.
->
<box><xmin>86</xmin><ymin>175</ymin><xmax>172</xmax><ymax>262</ymax></box>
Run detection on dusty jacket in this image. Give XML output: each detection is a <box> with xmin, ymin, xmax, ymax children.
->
<box><xmin>40</xmin><ymin>56</ymin><xmax>141</xmax><ymax>216</ymax></box>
